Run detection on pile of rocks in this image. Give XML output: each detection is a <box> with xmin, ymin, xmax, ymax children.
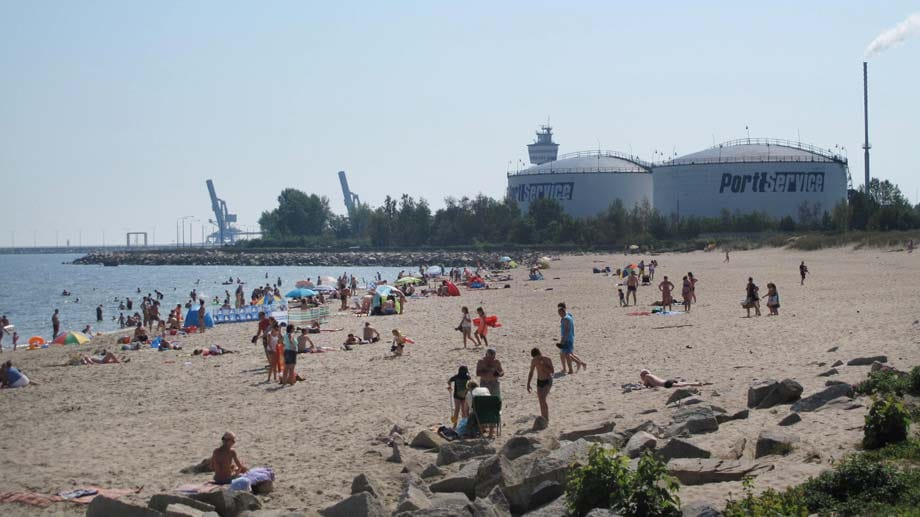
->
<box><xmin>85</xmin><ymin>489</ymin><xmax>267</xmax><ymax>517</ymax></box>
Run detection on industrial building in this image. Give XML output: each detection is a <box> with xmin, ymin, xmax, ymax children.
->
<box><xmin>506</xmin><ymin>128</ymin><xmax>850</xmax><ymax>220</ymax></box>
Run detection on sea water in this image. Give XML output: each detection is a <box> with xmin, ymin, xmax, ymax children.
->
<box><xmin>0</xmin><ymin>254</ymin><xmax>410</xmax><ymax>342</ymax></box>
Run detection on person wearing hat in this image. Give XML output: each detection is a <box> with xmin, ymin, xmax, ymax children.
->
<box><xmin>475</xmin><ymin>348</ymin><xmax>504</xmax><ymax>398</ymax></box>
<box><xmin>211</xmin><ymin>432</ymin><xmax>248</xmax><ymax>485</ymax></box>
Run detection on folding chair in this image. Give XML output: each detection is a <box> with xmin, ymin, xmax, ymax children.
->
<box><xmin>472</xmin><ymin>395</ymin><xmax>502</xmax><ymax>438</ymax></box>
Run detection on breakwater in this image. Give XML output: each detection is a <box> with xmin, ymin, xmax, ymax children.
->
<box><xmin>71</xmin><ymin>249</ymin><xmax>553</xmax><ymax>267</ymax></box>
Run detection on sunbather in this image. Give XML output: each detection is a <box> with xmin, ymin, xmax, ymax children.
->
<box><xmin>211</xmin><ymin>432</ymin><xmax>248</xmax><ymax>485</ymax></box>
<box><xmin>639</xmin><ymin>369</ymin><xmax>709</xmax><ymax>388</ymax></box>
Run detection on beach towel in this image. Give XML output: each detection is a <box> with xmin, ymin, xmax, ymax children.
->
<box><xmin>241</xmin><ymin>467</ymin><xmax>275</xmax><ymax>484</ymax></box>
<box><xmin>0</xmin><ymin>487</ymin><xmax>138</xmax><ymax>508</ymax></box>
<box><xmin>175</xmin><ymin>482</ymin><xmax>221</xmax><ymax>495</ymax></box>
<box><xmin>627</xmin><ymin>311</ymin><xmax>651</xmax><ymax>316</ymax></box>
<box><xmin>621</xmin><ymin>383</ymin><xmax>646</xmax><ymax>393</ymax></box>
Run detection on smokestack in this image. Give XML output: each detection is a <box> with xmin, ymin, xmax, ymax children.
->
<box><xmin>862</xmin><ymin>61</ymin><xmax>871</xmax><ymax>190</ymax></box>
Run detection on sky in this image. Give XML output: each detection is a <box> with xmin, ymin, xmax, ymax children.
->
<box><xmin>1</xmin><ymin>1</ymin><xmax>918</xmax><ymax>247</ymax></box>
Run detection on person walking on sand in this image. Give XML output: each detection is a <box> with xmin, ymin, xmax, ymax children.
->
<box><xmin>475</xmin><ymin>307</ymin><xmax>490</xmax><ymax>348</ymax></box>
<box><xmin>658</xmin><ymin>276</ymin><xmax>675</xmax><ymax>312</ymax></box>
<box><xmin>557</xmin><ymin>303</ymin><xmax>586</xmax><ymax>373</ymax></box>
<box><xmin>447</xmin><ymin>366</ymin><xmax>471</xmax><ymax>427</ymax></box>
<box><xmin>51</xmin><ymin>309</ymin><xmax>60</xmax><ymax>338</ymax></box>
<box><xmin>626</xmin><ymin>271</ymin><xmax>638</xmax><ymax>306</ymax></box>
<box><xmin>766</xmin><ymin>283</ymin><xmax>780</xmax><ymax>316</ymax></box>
<box><xmin>799</xmin><ymin>261</ymin><xmax>809</xmax><ymax>285</ymax></box>
<box><xmin>458</xmin><ymin>306</ymin><xmax>476</xmax><ymax>348</ymax></box>
<box><xmin>744</xmin><ymin>277</ymin><xmax>761</xmax><ymax>317</ymax></box>
<box><xmin>476</xmin><ymin>348</ymin><xmax>504</xmax><ymax>398</ymax></box>
<box><xmin>724</xmin><ymin>249</ymin><xmax>730</xmax><ymax>263</ymax></box>
<box><xmin>527</xmin><ymin>348</ymin><xmax>555</xmax><ymax>423</ymax></box>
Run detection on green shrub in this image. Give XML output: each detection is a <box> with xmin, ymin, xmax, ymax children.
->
<box><xmin>864</xmin><ymin>395</ymin><xmax>910</xmax><ymax>449</ymax></box>
<box><xmin>855</xmin><ymin>369</ymin><xmax>911</xmax><ymax>396</ymax></box>
<box><xmin>909</xmin><ymin>366</ymin><xmax>920</xmax><ymax>395</ymax></box>
<box><xmin>565</xmin><ymin>446</ymin><xmax>681</xmax><ymax>517</ymax></box>
<box><xmin>724</xmin><ymin>477</ymin><xmax>807</xmax><ymax>517</ymax></box>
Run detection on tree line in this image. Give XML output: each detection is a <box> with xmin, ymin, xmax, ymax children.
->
<box><xmin>251</xmin><ymin>179</ymin><xmax>920</xmax><ymax>249</ymax></box>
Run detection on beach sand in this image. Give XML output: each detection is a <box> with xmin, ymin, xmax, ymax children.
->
<box><xmin>2</xmin><ymin>247</ymin><xmax>919</xmax><ymax>515</ymax></box>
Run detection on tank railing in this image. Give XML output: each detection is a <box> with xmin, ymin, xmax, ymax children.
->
<box><xmin>556</xmin><ymin>149</ymin><xmax>653</xmax><ymax>168</ymax></box>
<box><xmin>657</xmin><ymin>154</ymin><xmax>848</xmax><ymax>167</ymax></box>
<box><xmin>692</xmin><ymin>138</ymin><xmax>847</xmax><ymax>163</ymax></box>
<box><xmin>508</xmin><ymin>167</ymin><xmax>650</xmax><ymax>177</ymax></box>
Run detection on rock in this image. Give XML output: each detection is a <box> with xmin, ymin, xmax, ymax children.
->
<box><xmin>625</xmin><ymin>420</ymin><xmax>665</xmax><ymax>439</ymax></box>
<box><xmin>500</xmin><ymin>436</ymin><xmax>540</xmax><ymax>461</ymax></box>
<box><xmin>502</xmin><ymin>439</ymin><xmax>603</xmax><ymax>513</ymax></box>
<box><xmin>682</xmin><ymin>502</ymin><xmax>724</xmax><ymax>516</ymax></box>
<box><xmin>475</xmin><ymin>455</ymin><xmax>517</xmax><ymax>499</ymax></box>
<box><xmin>411</xmin><ymin>431</ymin><xmax>446</xmax><ymax>450</ymax></box>
<box><xmin>755</xmin><ymin>430</ymin><xmax>799</xmax><ymax>458</ymax></box>
<box><xmin>472</xmin><ymin>486</ymin><xmax>512</xmax><ymax>517</ymax></box>
<box><xmin>847</xmin><ymin>355</ymin><xmax>887</xmax><ymax>366</ymax></box>
<box><xmin>583</xmin><ymin>431</ymin><xmax>628</xmax><ymax>447</ymax></box>
<box><xmin>521</xmin><ymin>496</ymin><xmax>566</xmax><ymax>517</ymax></box>
<box><xmin>189</xmin><ymin>490</ymin><xmax>261</xmax><ymax>517</ymax></box>
<box><xmin>747</xmin><ymin>379</ymin><xmax>778</xmax><ymax>408</ymax></box>
<box><xmin>826</xmin><ymin>379</ymin><xmax>848</xmax><ymax>386</ymax></box>
<box><xmin>625</xmin><ymin>431</ymin><xmax>658</xmax><ymax>458</ymax></box>
<box><xmin>815</xmin><ymin>397</ymin><xmax>864</xmax><ymax>412</ymax></box>
<box><xmin>319</xmin><ymin>492</ymin><xmax>386</xmax><ymax>517</ymax></box>
<box><xmin>670</xmin><ymin>405</ymin><xmax>719</xmax><ymax>434</ymax></box>
<box><xmin>388</xmin><ymin>442</ymin><xmax>404</xmax><ymax>463</ymax></box>
<box><xmin>180</xmin><ymin>458</ymin><xmax>214</xmax><ymax>474</ymax></box>
<box><xmin>778</xmin><ymin>413</ymin><xmax>802</xmax><ymax>426</ymax></box>
<box><xmin>88</xmin><ymin>496</ymin><xmax>164</xmax><ymax>517</ymax></box>
<box><xmin>715</xmin><ymin>409</ymin><xmax>749</xmax><ymax>424</ymax></box>
<box><xmin>532</xmin><ymin>416</ymin><xmax>548</xmax><ymax>431</ymax></box>
<box><xmin>671</xmin><ymin>397</ymin><xmax>705</xmax><ymax>407</ymax></box>
<box><xmin>436</xmin><ymin>440</ymin><xmax>496</xmax><ymax>466</ymax></box>
<box><xmin>666</xmin><ymin>388</ymin><xmax>700</xmax><ymax>405</ymax></box>
<box><xmin>421</xmin><ymin>464</ymin><xmax>444</xmax><ymax>479</ymax></box>
<box><xmin>149</xmin><ymin>494</ymin><xmax>216</xmax><ymax>514</ymax></box>
<box><xmin>586</xmin><ymin>510</ymin><xmax>619</xmax><ymax>517</ymax></box>
<box><xmin>667</xmin><ymin>459</ymin><xmax>773</xmax><ymax>485</ymax></box>
<box><xmin>351</xmin><ymin>473</ymin><xmax>384</xmax><ymax>498</ymax></box>
<box><xmin>871</xmin><ymin>361</ymin><xmax>893</xmax><ymax>372</ymax></box>
<box><xmin>251</xmin><ymin>481</ymin><xmax>273</xmax><ymax>495</ymax></box>
<box><xmin>166</xmin><ymin>503</ymin><xmax>213</xmax><ymax>517</ymax></box>
<box><xmin>831</xmin><ymin>360</ymin><xmax>843</xmax><ymax>367</ymax></box>
<box><xmin>792</xmin><ymin>384</ymin><xmax>855</xmax><ymax>412</ymax></box>
<box><xmin>655</xmin><ymin>438</ymin><xmax>711</xmax><ymax>461</ymax></box>
<box><xmin>755</xmin><ymin>379</ymin><xmax>803</xmax><ymax>409</ymax></box>
<box><xmin>430</xmin><ymin>459</ymin><xmax>481</xmax><ymax>498</ymax></box>
<box><xmin>818</xmin><ymin>368</ymin><xmax>839</xmax><ymax>377</ymax></box>
<box><xmin>237</xmin><ymin>512</ymin><xmax>307</xmax><ymax>517</ymax></box>
<box><xmin>826</xmin><ymin>346</ymin><xmax>839</xmax><ymax>352</ymax></box>
<box><xmin>429</xmin><ymin>492</ymin><xmax>474</xmax><ymax>512</ymax></box>
<box><xmin>558</xmin><ymin>422</ymin><xmax>616</xmax><ymax>442</ymax></box>
<box><xmin>397</xmin><ymin>483</ymin><xmax>432</xmax><ymax>513</ymax></box>
<box><xmin>528</xmin><ymin>481</ymin><xmax>564</xmax><ymax>510</ymax></box>
<box><xmin>728</xmin><ymin>438</ymin><xmax>747</xmax><ymax>460</ymax></box>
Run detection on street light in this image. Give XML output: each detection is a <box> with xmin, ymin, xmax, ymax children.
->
<box><xmin>177</xmin><ymin>216</ymin><xmax>193</xmax><ymax>248</ymax></box>
<box><xmin>188</xmin><ymin>218</ymin><xmax>199</xmax><ymax>248</ymax></box>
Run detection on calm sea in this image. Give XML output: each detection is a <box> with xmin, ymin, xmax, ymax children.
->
<box><xmin>0</xmin><ymin>254</ymin><xmax>409</xmax><ymax>343</ymax></box>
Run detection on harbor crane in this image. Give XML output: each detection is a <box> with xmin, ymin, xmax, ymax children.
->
<box><xmin>338</xmin><ymin>171</ymin><xmax>361</xmax><ymax>220</ymax></box>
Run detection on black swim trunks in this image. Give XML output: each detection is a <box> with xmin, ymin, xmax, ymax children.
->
<box><xmin>283</xmin><ymin>350</ymin><xmax>297</xmax><ymax>364</ymax></box>
<box><xmin>627</xmin><ymin>285</ymin><xmax>637</xmax><ymax>292</ymax></box>
<box><xmin>537</xmin><ymin>378</ymin><xmax>552</xmax><ymax>389</ymax></box>
<box><xmin>663</xmin><ymin>379</ymin><xmax>676</xmax><ymax>388</ymax></box>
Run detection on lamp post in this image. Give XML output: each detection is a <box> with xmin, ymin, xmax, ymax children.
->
<box><xmin>178</xmin><ymin>216</ymin><xmax>193</xmax><ymax>248</ymax></box>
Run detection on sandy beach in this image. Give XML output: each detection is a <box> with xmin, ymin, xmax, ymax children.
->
<box><xmin>2</xmin><ymin>246</ymin><xmax>919</xmax><ymax>515</ymax></box>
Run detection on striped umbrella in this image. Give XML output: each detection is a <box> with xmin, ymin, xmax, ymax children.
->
<box><xmin>53</xmin><ymin>331</ymin><xmax>91</xmax><ymax>345</ymax></box>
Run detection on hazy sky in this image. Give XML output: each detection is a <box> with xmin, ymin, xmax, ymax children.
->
<box><xmin>2</xmin><ymin>1</ymin><xmax>918</xmax><ymax>247</ymax></box>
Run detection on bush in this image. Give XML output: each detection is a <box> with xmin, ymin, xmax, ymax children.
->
<box><xmin>909</xmin><ymin>366</ymin><xmax>920</xmax><ymax>395</ymax></box>
<box><xmin>724</xmin><ymin>477</ymin><xmax>807</xmax><ymax>517</ymax></box>
<box><xmin>864</xmin><ymin>395</ymin><xmax>910</xmax><ymax>449</ymax></box>
<box><xmin>565</xmin><ymin>446</ymin><xmax>681</xmax><ymax>517</ymax></box>
<box><xmin>855</xmin><ymin>369</ymin><xmax>911</xmax><ymax>396</ymax></box>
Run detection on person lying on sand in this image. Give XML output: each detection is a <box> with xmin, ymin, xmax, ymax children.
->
<box><xmin>639</xmin><ymin>369</ymin><xmax>709</xmax><ymax>388</ymax></box>
<box><xmin>79</xmin><ymin>350</ymin><xmax>126</xmax><ymax>365</ymax></box>
<box><xmin>193</xmin><ymin>345</ymin><xmax>231</xmax><ymax>356</ymax></box>
<box><xmin>211</xmin><ymin>432</ymin><xmax>248</xmax><ymax>485</ymax></box>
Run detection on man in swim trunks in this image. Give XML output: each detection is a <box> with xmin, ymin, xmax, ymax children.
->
<box><xmin>557</xmin><ymin>303</ymin><xmax>586</xmax><ymax>373</ymax></box>
<box><xmin>211</xmin><ymin>432</ymin><xmax>247</xmax><ymax>485</ymax></box>
<box><xmin>253</xmin><ymin>311</ymin><xmax>270</xmax><ymax>345</ymax></box>
<box><xmin>658</xmin><ymin>276</ymin><xmax>675</xmax><ymax>312</ymax></box>
<box><xmin>476</xmin><ymin>348</ymin><xmax>504</xmax><ymax>398</ymax></box>
<box><xmin>626</xmin><ymin>272</ymin><xmax>638</xmax><ymax>306</ymax></box>
<box><xmin>799</xmin><ymin>261</ymin><xmax>809</xmax><ymax>285</ymax></box>
<box><xmin>363</xmin><ymin>322</ymin><xmax>381</xmax><ymax>343</ymax></box>
<box><xmin>52</xmin><ymin>309</ymin><xmax>60</xmax><ymax>338</ymax></box>
<box><xmin>527</xmin><ymin>348</ymin><xmax>555</xmax><ymax>422</ymax></box>
<box><xmin>639</xmin><ymin>369</ymin><xmax>708</xmax><ymax>388</ymax></box>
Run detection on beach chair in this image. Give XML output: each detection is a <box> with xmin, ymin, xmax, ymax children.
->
<box><xmin>472</xmin><ymin>395</ymin><xmax>502</xmax><ymax>438</ymax></box>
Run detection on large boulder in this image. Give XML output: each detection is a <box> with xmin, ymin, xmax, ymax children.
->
<box><xmin>472</xmin><ymin>485</ymin><xmax>512</xmax><ymax>517</ymax></box>
<box><xmin>397</xmin><ymin>483</ymin><xmax>433</xmax><ymax>513</ymax></box>
<box><xmin>521</xmin><ymin>496</ymin><xmax>566</xmax><ymax>517</ymax></box>
<box><xmin>747</xmin><ymin>379</ymin><xmax>779</xmax><ymax>408</ymax></box>
<box><xmin>755</xmin><ymin>379</ymin><xmax>803</xmax><ymax>409</ymax></box>
<box><xmin>149</xmin><ymin>494</ymin><xmax>216</xmax><ymax>514</ymax></box>
<box><xmin>558</xmin><ymin>422</ymin><xmax>616</xmax><ymax>442</ymax></box>
<box><xmin>528</xmin><ymin>481</ymin><xmax>564</xmax><ymax>511</ymax></box>
<box><xmin>430</xmin><ymin>459</ymin><xmax>481</xmax><ymax>498</ymax></box>
<box><xmin>351</xmin><ymin>473</ymin><xmax>384</xmax><ymax>498</ymax></box>
<box><xmin>791</xmin><ymin>384</ymin><xmax>855</xmax><ymax>413</ymax></box>
<box><xmin>189</xmin><ymin>490</ymin><xmax>261</xmax><ymax>517</ymax></box>
<box><xmin>436</xmin><ymin>440</ymin><xmax>496</xmax><ymax>466</ymax></box>
<box><xmin>583</xmin><ymin>431</ymin><xmax>628</xmax><ymax>448</ymax></box>
<box><xmin>411</xmin><ymin>431</ymin><xmax>446</xmax><ymax>451</ymax></box>
<box><xmin>715</xmin><ymin>409</ymin><xmax>749</xmax><ymax>425</ymax></box>
<box><xmin>755</xmin><ymin>430</ymin><xmax>799</xmax><ymax>458</ymax></box>
<box><xmin>87</xmin><ymin>496</ymin><xmax>163</xmax><ymax>517</ymax></box>
<box><xmin>165</xmin><ymin>504</ymin><xmax>215</xmax><ymax>517</ymax></box>
<box><xmin>625</xmin><ymin>431</ymin><xmax>658</xmax><ymax>458</ymax></box>
<box><xmin>666</xmin><ymin>388</ymin><xmax>700</xmax><ymax>405</ymax></box>
<box><xmin>319</xmin><ymin>492</ymin><xmax>386</xmax><ymax>517</ymax></box>
<box><xmin>502</xmin><ymin>439</ymin><xmax>603</xmax><ymax>514</ymax></box>
<box><xmin>655</xmin><ymin>438</ymin><xmax>711</xmax><ymax>461</ymax></box>
<box><xmin>847</xmin><ymin>355</ymin><xmax>887</xmax><ymax>366</ymax></box>
<box><xmin>667</xmin><ymin>459</ymin><xmax>773</xmax><ymax>485</ymax></box>
<box><xmin>500</xmin><ymin>435</ymin><xmax>555</xmax><ymax>461</ymax></box>
<box><xmin>681</xmin><ymin>502</ymin><xmax>724</xmax><ymax>516</ymax></box>
<box><xmin>670</xmin><ymin>405</ymin><xmax>719</xmax><ymax>434</ymax></box>
<box><xmin>429</xmin><ymin>492</ymin><xmax>475</xmax><ymax>512</ymax></box>
<box><xmin>778</xmin><ymin>413</ymin><xmax>802</xmax><ymax>426</ymax></box>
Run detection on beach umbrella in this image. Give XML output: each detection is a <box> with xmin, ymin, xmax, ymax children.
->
<box><xmin>395</xmin><ymin>277</ymin><xmax>423</xmax><ymax>285</ymax></box>
<box><xmin>375</xmin><ymin>284</ymin><xmax>402</xmax><ymax>296</ymax></box>
<box><xmin>295</xmin><ymin>280</ymin><xmax>314</xmax><ymax>288</ymax></box>
<box><xmin>499</xmin><ymin>256</ymin><xmax>512</xmax><ymax>262</ymax></box>
<box><xmin>286</xmin><ymin>288</ymin><xmax>317</xmax><ymax>298</ymax></box>
<box><xmin>53</xmin><ymin>331</ymin><xmax>91</xmax><ymax>345</ymax></box>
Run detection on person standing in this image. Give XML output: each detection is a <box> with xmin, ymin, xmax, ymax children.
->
<box><xmin>724</xmin><ymin>249</ymin><xmax>730</xmax><ymax>263</ymax></box>
<box><xmin>475</xmin><ymin>307</ymin><xmax>490</xmax><ymax>348</ymax></box>
<box><xmin>688</xmin><ymin>272</ymin><xmax>698</xmax><ymax>303</ymax></box>
<box><xmin>527</xmin><ymin>348</ymin><xmax>555</xmax><ymax>423</ymax></box>
<box><xmin>626</xmin><ymin>271</ymin><xmax>639</xmax><ymax>306</ymax></box>
<box><xmin>51</xmin><ymin>309</ymin><xmax>60</xmax><ymax>338</ymax></box>
<box><xmin>799</xmin><ymin>261</ymin><xmax>809</xmax><ymax>286</ymax></box>
<box><xmin>447</xmin><ymin>366</ymin><xmax>471</xmax><ymax>427</ymax></box>
<box><xmin>766</xmin><ymin>283</ymin><xmax>780</xmax><ymax>316</ymax></box>
<box><xmin>282</xmin><ymin>324</ymin><xmax>297</xmax><ymax>385</ymax></box>
<box><xmin>476</xmin><ymin>348</ymin><xmax>504</xmax><ymax>398</ymax></box>
<box><xmin>198</xmin><ymin>300</ymin><xmax>206</xmax><ymax>333</ymax></box>
<box><xmin>681</xmin><ymin>276</ymin><xmax>692</xmax><ymax>312</ymax></box>
<box><xmin>0</xmin><ymin>314</ymin><xmax>9</xmax><ymax>351</ymax></box>
<box><xmin>557</xmin><ymin>303</ymin><xmax>586</xmax><ymax>373</ymax></box>
<box><xmin>658</xmin><ymin>276</ymin><xmax>675</xmax><ymax>312</ymax></box>
<box><xmin>96</xmin><ymin>305</ymin><xmax>103</xmax><ymax>322</ymax></box>
<box><xmin>745</xmin><ymin>277</ymin><xmax>761</xmax><ymax>317</ymax></box>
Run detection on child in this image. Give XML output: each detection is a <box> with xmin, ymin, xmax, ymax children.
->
<box><xmin>618</xmin><ymin>288</ymin><xmax>626</xmax><ymax>307</ymax></box>
<box><xmin>766</xmin><ymin>283</ymin><xmax>780</xmax><ymax>316</ymax></box>
<box><xmin>457</xmin><ymin>307</ymin><xmax>475</xmax><ymax>348</ymax></box>
<box><xmin>390</xmin><ymin>329</ymin><xmax>407</xmax><ymax>356</ymax></box>
<box><xmin>265</xmin><ymin>324</ymin><xmax>281</xmax><ymax>383</ymax></box>
<box><xmin>447</xmin><ymin>366</ymin><xmax>471</xmax><ymax>427</ymax></box>
<box><xmin>11</xmin><ymin>332</ymin><xmax>19</xmax><ymax>351</ymax></box>
<box><xmin>475</xmin><ymin>307</ymin><xmax>489</xmax><ymax>348</ymax></box>
<box><xmin>342</xmin><ymin>333</ymin><xmax>359</xmax><ymax>351</ymax></box>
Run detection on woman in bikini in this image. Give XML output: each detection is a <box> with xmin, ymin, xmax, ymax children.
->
<box><xmin>681</xmin><ymin>276</ymin><xmax>692</xmax><ymax>312</ymax></box>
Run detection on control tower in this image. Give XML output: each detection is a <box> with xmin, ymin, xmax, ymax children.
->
<box><xmin>527</xmin><ymin>125</ymin><xmax>559</xmax><ymax>165</ymax></box>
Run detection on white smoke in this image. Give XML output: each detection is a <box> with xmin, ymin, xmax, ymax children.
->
<box><xmin>865</xmin><ymin>12</ymin><xmax>920</xmax><ymax>57</ymax></box>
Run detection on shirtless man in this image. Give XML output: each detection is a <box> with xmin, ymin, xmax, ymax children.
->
<box><xmin>476</xmin><ymin>348</ymin><xmax>504</xmax><ymax>398</ymax></box>
<box><xmin>210</xmin><ymin>432</ymin><xmax>248</xmax><ymax>485</ymax></box>
<box><xmin>339</xmin><ymin>287</ymin><xmax>351</xmax><ymax>311</ymax></box>
<box><xmin>52</xmin><ymin>309</ymin><xmax>60</xmax><ymax>338</ymax></box>
<box><xmin>362</xmin><ymin>322</ymin><xmax>381</xmax><ymax>343</ymax></box>
<box><xmin>639</xmin><ymin>369</ymin><xmax>709</xmax><ymax>388</ymax></box>
<box><xmin>799</xmin><ymin>261</ymin><xmax>809</xmax><ymax>285</ymax></box>
<box><xmin>527</xmin><ymin>348</ymin><xmax>555</xmax><ymax>422</ymax></box>
<box><xmin>625</xmin><ymin>272</ymin><xmax>638</xmax><ymax>306</ymax></box>
<box><xmin>658</xmin><ymin>276</ymin><xmax>675</xmax><ymax>312</ymax></box>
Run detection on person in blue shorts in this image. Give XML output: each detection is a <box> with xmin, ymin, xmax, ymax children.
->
<box><xmin>557</xmin><ymin>303</ymin><xmax>587</xmax><ymax>374</ymax></box>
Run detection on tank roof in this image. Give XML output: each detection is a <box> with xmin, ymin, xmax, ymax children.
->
<box><xmin>510</xmin><ymin>150</ymin><xmax>651</xmax><ymax>176</ymax></box>
<box><xmin>666</xmin><ymin>138</ymin><xmax>847</xmax><ymax>166</ymax></box>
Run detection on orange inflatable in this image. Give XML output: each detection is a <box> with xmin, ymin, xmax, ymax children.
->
<box><xmin>472</xmin><ymin>316</ymin><xmax>502</xmax><ymax>328</ymax></box>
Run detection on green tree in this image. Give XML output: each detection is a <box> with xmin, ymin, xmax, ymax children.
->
<box><xmin>259</xmin><ymin>189</ymin><xmax>332</xmax><ymax>237</ymax></box>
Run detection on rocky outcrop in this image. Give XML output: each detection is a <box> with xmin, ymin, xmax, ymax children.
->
<box><xmin>791</xmin><ymin>384</ymin><xmax>855</xmax><ymax>413</ymax></box>
<box><xmin>747</xmin><ymin>379</ymin><xmax>802</xmax><ymax>409</ymax></box>
<box><xmin>667</xmin><ymin>459</ymin><xmax>773</xmax><ymax>485</ymax></box>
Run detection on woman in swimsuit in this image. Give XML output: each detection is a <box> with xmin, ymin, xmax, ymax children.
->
<box><xmin>447</xmin><ymin>366</ymin><xmax>471</xmax><ymax>427</ymax></box>
<box><xmin>266</xmin><ymin>324</ymin><xmax>281</xmax><ymax>382</ymax></box>
<box><xmin>475</xmin><ymin>307</ymin><xmax>489</xmax><ymax>348</ymax></box>
<box><xmin>658</xmin><ymin>276</ymin><xmax>675</xmax><ymax>312</ymax></box>
<box><xmin>639</xmin><ymin>369</ymin><xmax>708</xmax><ymax>389</ymax></box>
<box><xmin>688</xmin><ymin>272</ymin><xmax>698</xmax><ymax>303</ymax></box>
<box><xmin>681</xmin><ymin>276</ymin><xmax>692</xmax><ymax>312</ymax></box>
<box><xmin>458</xmin><ymin>307</ymin><xmax>475</xmax><ymax>348</ymax></box>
